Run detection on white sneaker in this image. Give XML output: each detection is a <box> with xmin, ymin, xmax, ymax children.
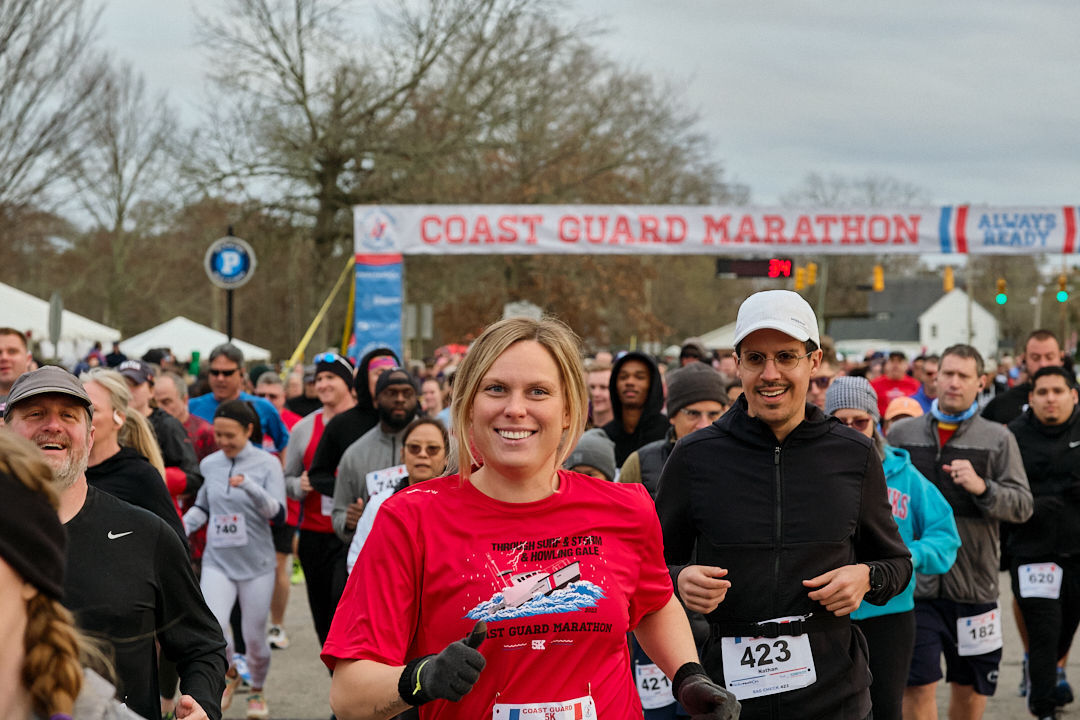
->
<box><xmin>268</xmin><ymin>624</ymin><xmax>290</xmax><ymax>649</ymax></box>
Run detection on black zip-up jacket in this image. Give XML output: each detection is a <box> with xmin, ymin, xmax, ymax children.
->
<box><xmin>656</xmin><ymin>396</ymin><xmax>911</xmax><ymax>720</ymax></box>
<box><xmin>982</xmin><ymin>381</ymin><xmax>1032</xmax><ymax>424</ymax></box>
<box><xmin>1007</xmin><ymin>406</ymin><xmax>1080</xmax><ymax>557</ymax></box>
<box><xmin>309</xmin><ymin>347</ymin><xmax>399</xmax><ymax>497</ymax></box>
<box><xmin>602</xmin><ymin>351</ymin><xmax>668</xmax><ymax>466</ymax></box>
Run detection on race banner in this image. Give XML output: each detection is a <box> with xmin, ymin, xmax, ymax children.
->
<box><xmin>350</xmin><ymin>254</ymin><xmax>403</xmax><ymax>363</ymax></box>
<box><xmin>355</xmin><ymin>205</ymin><xmax>1080</xmax><ymax>256</ymax></box>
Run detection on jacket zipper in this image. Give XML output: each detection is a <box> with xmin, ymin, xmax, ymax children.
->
<box><xmin>774</xmin><ymin>445</ymin><xmax>782</xmax><ymax>619</ymax></box>
<box><xmin>773</xmin><ymin>444</ymin><xmax>783</xmax><ymax>720</ymax></box>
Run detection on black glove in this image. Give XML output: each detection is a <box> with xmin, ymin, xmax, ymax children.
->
<box><xmin>673</xmin><ymin>662</ymin><xmax>740</xmax><ymax>720</ymax></box>
<box><xmin>398</xmin><ymin>621</ymin><xmax>487</xmax><ymax>706</ymax></box>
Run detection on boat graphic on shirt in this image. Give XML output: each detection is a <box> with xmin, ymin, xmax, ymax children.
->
<box><xmin>466</xmin><ymin>555</ymin><xmax>604</xmax><ymax>622</ymax></box>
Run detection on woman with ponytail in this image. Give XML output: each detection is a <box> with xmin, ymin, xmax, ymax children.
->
<box><xmin>0</xmin><ymin>431</ymin><xmax>141</xmax><ymax>720</ymax></box>
<box><xmin>79</xmin><ymin>369</ymin><xmax>188</xmax><ymax>545</ymax></box>
<box><xmin>184</xmin><ymin>399</ymin><xmax>285</xmax><ymax>719</ymax></box>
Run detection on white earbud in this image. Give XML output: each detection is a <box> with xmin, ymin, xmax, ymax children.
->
<box><xmin>113</xmin><ymin>410</ymin><xmax>123</xmax><ymax>427</ymax></box>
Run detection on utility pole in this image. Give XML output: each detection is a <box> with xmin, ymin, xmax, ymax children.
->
<box><xmin>815</xmin><ymin>258</ymin><xmax>829</xmax><ymax>339</ymax></box>
<box><xmin>965</xmin><ymin>261</ymin><xmax>974</xmax><ymax>344</ymax></box>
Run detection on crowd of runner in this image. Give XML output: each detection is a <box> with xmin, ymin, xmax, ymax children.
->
<box><xmin>0</xmin><ymin>288</ymin><xmax>1077</xmax><ymax>720</ymax></box>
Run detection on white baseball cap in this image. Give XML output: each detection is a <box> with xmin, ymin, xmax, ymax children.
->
<box><xmin>734</xmin><ymin>290</ymin><xmax>820</xmax><ymax>347</ymax></box>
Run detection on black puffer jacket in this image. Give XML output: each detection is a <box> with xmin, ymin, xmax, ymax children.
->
<box><xmin>656</xmin><ymin>396</ymin><xmax>911</xmax><ymax>720</ymax></box>
<box><xmin>602</xmin><ymin>351</ymin><xmax>668</xmax><ymax>466</ymax></box>
<box><xmin>1007</xmin><ymin>406</ymin><xmax>1080</xmax><ymax>557</ymax></box>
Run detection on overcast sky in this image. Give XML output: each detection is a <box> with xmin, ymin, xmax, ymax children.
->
<box><xmin>99</xmin><ymin>0</ymin><xmax>1080</xmax><ymax>206</ymax></box>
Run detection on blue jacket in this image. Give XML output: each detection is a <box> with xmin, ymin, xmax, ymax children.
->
<box><xmin>852</xmin><ymin>445</ymin><xmax>960</xmax><ymax>620</ymax></box>
<box><xmin>188</xmin><ymin>391</ymin><xmax>290</xmax><ymax>453</ymax></box>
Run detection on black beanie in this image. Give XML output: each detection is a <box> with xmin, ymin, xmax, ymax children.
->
<box><xmin>665</xmin><ymin>363</ymin><xmax>727</xmax><ymax>417</ymax></box>
<box><xmin>0</xmin><ymin>469</ymin><xmax>66</xmax><ymax>599</ymax></box>
<box><xmin>315</xmin><ymin>354</ymin><xmax>355</xmax><ymax>388</ymax></box>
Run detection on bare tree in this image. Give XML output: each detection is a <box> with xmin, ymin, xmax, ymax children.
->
<box><xmin>191</xmin><ymin>0</ymin><xmax>742</xmax><ymax>247</ymax></box>
<box><xmin>66</xmin><ymin>61</ymin><xmax>179</xmax><ymax>325</ymax></box>
<box><xmin>781</xmin><ymin>171</ymin><xmax>931</xmax><ymax>207</ymax></box>
<box><xmin>781</xmin><ymin>171</ymin><xmax>933</xmax><ymax>321</ymax></box>
<box><xmin>0</xmin><ymin>0</ymin><xmax>106</xmax><ymax>208</ymax></box>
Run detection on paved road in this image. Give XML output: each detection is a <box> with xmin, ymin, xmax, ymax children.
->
<box><xmin>223</xmin><ymin>571</ymin><xmax>1078</xmax><ymax>719</ymax></box>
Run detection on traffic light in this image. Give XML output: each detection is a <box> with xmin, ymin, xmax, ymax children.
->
<box><xmin>872</xmin><ymin>265</ymin><xmax>884</xmax><ymax>292</ymax></box>
<box><xmin>995</xmin><ymin>277</ymin><xmax>1008</xmax><ymax>305</ymax></box>
<box><xmin>794</xmin><ymin>266</ymin><xmax>807</xmax><ymax>291</ymax></box>
<box><xmin>943</xmin><ymin>266</ymin><xmax>954</xmax><ymax>293</ymax></box>
<box><xmin>1058</xmin><ymin>273</ymin><xmax>1069</xmax><ymax>303</ymax></box>
<box><xmin>806</xmin><ymin>262</ymin><xmax>818</xmax><ymax>286</ymax></box>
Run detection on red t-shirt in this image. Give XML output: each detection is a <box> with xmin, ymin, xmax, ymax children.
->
<box><xmin>300</xmin><ymin>412</ymin><xmax>334</xmax><ymax>534</ymax></box>
<box><xmin>871</xmin><ymin>376</ymin><xmax>921</xmax><ymax>418</ymax></box>
<box><xmin>322</xmin><ymin>470</ymin><xmax>672</xmax><ymax>718</ymax></box>
<box><xmin>280</xmin><ymin>408</ymin><xmax>304</xmax><ymax>526</ymax></box>
<box><xmin>182</xmin><ymin>413</ymin><xmax>218</xmax><ymax>462</ymax></box>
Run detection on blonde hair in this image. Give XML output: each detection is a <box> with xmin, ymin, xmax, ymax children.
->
<box><xmin>82</xmin><ymin>369</ymin><xmax>167</xmax><ymax>480</ymax></box>
<box><xmin>0</xmin><ymin>433</ymin><xmax>104</xmax><ymax>718</ymax></box>
<box><xmin>450</xmin><ymin>317</ymin><xmax>587</xmax><ymax>483</ymax></box>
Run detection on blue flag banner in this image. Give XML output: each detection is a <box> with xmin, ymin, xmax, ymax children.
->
<box><xmin>350</xmin><ymin>253</ymin><xmax>403</xmax><ymax>364</ymax></box>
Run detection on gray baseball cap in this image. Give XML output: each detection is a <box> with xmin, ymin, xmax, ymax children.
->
<box><xmin>3</xmin><ymin>366</ymin><xmax>94</xmax><ymax>421</ymax></box>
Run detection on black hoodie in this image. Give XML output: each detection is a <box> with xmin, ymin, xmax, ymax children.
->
<box><xmin>1007</xmin><ymin>405</ymin><xmax>1080</xmax><ymax>557</ymax></box>
<box><xmin>85</xmin><ymin>446</ymin><xmax>188</xmax><ymax>549</ymax></box>
<box><xmin>602</xmin><ymin>351</ymin><xmax>668</xmax><ymax>466</ymax></box>
<box><xmin>309</xmin><ymin>347</ymin><xmax>400</xmax><ymax>497</ymax></box>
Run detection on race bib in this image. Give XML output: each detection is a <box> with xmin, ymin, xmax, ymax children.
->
<box><xmin>493</xmin><ymin>695</ymin><xmax>596</xmax><ymax>720</ymax></box>
<box><xmin>635</xmin><ymin>662</ymin><xmax>674</xmax><ymax>709</ymax></box>
<box><xmin>209</xmin><ymin>513</ymin><xmax>248</xmax><ymax>548</ymax></box>
<box><xmin>365</xmin><ymin>464</ymin><xmax>407</xmax><ymax>498</ymax></box>
<box><xmin>1019</xmin><ymin>563</ymin><xmax>1063</xmax><ymax>599</ymax></box>
<box><xmin>720</xmin><ymin>617</ymin><xmax>816</xmax><ymax>700</ymax></box>
<box><xmin>320</xmin><ymin>493</ymin><xmax>334</xmax><ymax>516</ymax></box>
<box><xmin>956</xmin><ymin>607</ymin><xmax>1003</xmax><ymax>656</ymax></box>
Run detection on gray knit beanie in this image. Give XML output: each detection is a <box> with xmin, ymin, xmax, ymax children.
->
<box><xmin>564</xmin><ymin>428</ymin><xmax>617</xmax><ymax>482</ymax></box>
<box><xmin>824</xmin><ymin>376</ymin><xmax>880</xmax><ymax>422</ymax></box>
<box><xmin>666</xmin><ymin>363</ymin><xmax>728</xmax><ymax>417</ymax></box>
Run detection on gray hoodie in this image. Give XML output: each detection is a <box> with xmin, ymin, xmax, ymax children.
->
<box><xmin>33</xmin><ymin>669</ymin><xmax>143</xmax><ymax>720</ymax></box>
<box><xmin>332</xmin><ymin>423</ymin><xmax>407</xmax><ymax>542</ymax></box>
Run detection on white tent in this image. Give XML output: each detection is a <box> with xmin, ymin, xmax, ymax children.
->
<box><xmin>699</xmin><ymin>322</ymin><xmax>738</xmax><ymax>350</ymax></box>
<box><xmin>120</xmin><ymin>316</ymin><xmax>272</xmax><ymax>363</ymax></box>
<box><xmin>0</xmin><ymin>282</ymin><xmax>120</xmax><ymax>363</ymax></box>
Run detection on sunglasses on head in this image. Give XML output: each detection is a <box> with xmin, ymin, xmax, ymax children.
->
<box><xmin>314</xmin><ymin>352</ymin><xmax>343</xmax><ymax>364</ymax></box>
<box><xmin>209</xmin><ymin>368</ymin><xmax>239</xmax><ymax>377</ymax></box>
<box><xmin>838</xmin><ymin>416</ymin><xmax>873</xmax><ymax>432</ymax></box>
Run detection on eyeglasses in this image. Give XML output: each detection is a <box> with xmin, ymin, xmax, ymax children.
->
<box><xmin>837</xmin><ymin>416</ymin><xmax>873</xmax><ymax>432</ymax></box>
<box><xmin>209</xmin><ymin>368</ymin><xmax>239</xmax><ymax>377</ymax></box>
<box><xmin>405</xmin><ymin>443</ymin><xmax>444</xmax><ymax>456</ymax></box>
<box><xmin>679</xmin><ymin>407</ymin><xmax>724</xmax><ymax>423</ymax></box>
<box><xmin>739</xmin><ymin>351</ymin><xmax>812</xmax><ymax>371</ymax></box>
<box><xmin>810</xmin><ymin>376</ymin><xmax>834</xmax><ymax>390</ymax></box>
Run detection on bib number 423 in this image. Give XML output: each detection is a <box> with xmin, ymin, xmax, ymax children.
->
<box><xmin>740</xmin><ymin>639</ymin><xmax>792</xmax><ymax>668</ymax></box>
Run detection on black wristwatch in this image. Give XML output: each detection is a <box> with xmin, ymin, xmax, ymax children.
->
<box><xmin>864</xmin><ymin>562</ymin><xmax>884</xmax><ymax>593</ymax></box>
